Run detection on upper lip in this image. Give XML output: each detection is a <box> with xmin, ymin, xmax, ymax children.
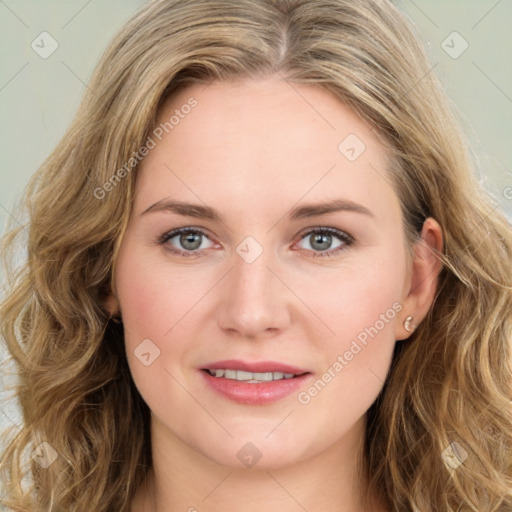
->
<box><xmin>201</xmin><ymin>359</ymin><xmax>310</xmax><ymax>375</ymax></box>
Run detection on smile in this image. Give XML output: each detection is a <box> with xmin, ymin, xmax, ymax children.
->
<box><xmin>200</xmin><ymin>360</ymin><xmax>312</xmax><ymax>404</ymax></box>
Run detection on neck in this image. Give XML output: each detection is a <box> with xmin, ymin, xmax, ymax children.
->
<box><xmin>131</xmin><ymin>415</ymin><xmax>389</xmax><ymax>512</ymax></box>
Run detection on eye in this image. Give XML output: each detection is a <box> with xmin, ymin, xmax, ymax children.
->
<box><xmin>295</xmin><ymin>227</ymin><xmax>354</xmax><ymax>258</ymax></box>
<box><xmin>157</xmin><ymin>227</ymin><xmax>216</xmax><ymax>257</ymax></box>
<box><xmin>157</xmin><ymin>226</ymin><xmax>354</xmax><ymax>259</ymax></box>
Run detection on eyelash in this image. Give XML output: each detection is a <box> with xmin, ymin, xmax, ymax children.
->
<box><xmin>156</xmin><ymin>226</ymin><xmax>354</xmax><ymax>259</ymax></box>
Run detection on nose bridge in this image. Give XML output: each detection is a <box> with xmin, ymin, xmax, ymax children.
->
<box><xmin>233</xmin><ymin>248</ymin><xmax>273</xmax><ymax>300</ymax></box>
<box><xmin>216</xmin><ymin>239</ymin><xmax>289</xmax><ymax>337</ymax></box>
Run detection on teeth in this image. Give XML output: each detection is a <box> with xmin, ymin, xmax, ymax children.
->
<box><xmin>236</xmin><ymin>370</ymin><xmax>253</xmax><ymax>380</ymax></box>
<box><xmin>224</xmin><ymin>369</ymin><xmax>237</xmax><ymax>379</ymax></box>
<box><xmin>207</xmin><ymin>369</ymin><xmax>297</xmax><ymax>381</ymax></box>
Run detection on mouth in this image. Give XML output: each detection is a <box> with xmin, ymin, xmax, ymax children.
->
<box><xmin>199</xmin><ymin>359</ymin><xmax>312</xmax><ymax>405</ymax></box>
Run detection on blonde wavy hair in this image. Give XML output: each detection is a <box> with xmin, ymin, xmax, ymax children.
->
<box><xmin>1</xmin><ymin>0</ymin><xmax>511</xmax><ymax>510</ymax></box>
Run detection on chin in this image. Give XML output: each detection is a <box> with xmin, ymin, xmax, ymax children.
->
<box><xmin>195</xmin><ymin>430</ymin><xmax>311</xmax><ymax>471</ymax></box>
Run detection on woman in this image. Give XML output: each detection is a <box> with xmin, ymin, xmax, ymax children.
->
<box><xmin>1</xmin><ymin>0</ymin><xmax>510</xmax><ymax>510</ymax></box>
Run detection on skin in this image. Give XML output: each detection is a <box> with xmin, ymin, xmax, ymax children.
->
<box><xmin>105</xmin><ymin>74</ymin><xmax>443</xmax><ymax>512</ymax></box>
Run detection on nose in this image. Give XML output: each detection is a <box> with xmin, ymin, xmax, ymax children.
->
<box><xmin>215</xmin><ymin>246</ymin><xmax>291</xmax><ymax>339</ymax></box>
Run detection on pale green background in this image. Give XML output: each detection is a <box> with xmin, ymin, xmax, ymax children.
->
<box><xmin>1</xmin><ymin>0</ymin><xmax>511</xmax><ymax>450</ymax></box>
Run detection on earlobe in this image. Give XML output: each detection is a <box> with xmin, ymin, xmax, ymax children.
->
<box><xmin>104</xmin><ymin>293</ymin><xmax>121</xmax><ymax>318</ymax></box>
<box><xmin>396</xmin><ymin>217</ymin><xmax>443</xmax><ymax>340</ymax></box>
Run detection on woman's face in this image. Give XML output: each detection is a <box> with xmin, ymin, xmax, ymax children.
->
<box><xmin>111</xmin><ymin>75</ymin><xmax>416</xmax><ymax>469</ymax></box>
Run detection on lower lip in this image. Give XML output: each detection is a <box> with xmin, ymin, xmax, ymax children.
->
<box><xmin>200</xmin><ymin>370</ymin><xmax>312</xmax><ymax>405</ymax></box>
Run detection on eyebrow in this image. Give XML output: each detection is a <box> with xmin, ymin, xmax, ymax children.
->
<box><xmin>140</xmin><ymin>198</ymin><xmax>374</xmax><ymax>222</ymax></box>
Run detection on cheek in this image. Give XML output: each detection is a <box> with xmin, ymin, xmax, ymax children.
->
<box><xmin>115</xmin><ymin>243</ymin><xmax>206</xmax><ymax>345</ymax></box>
<box><xmin>116</xmin><ymin>268</ymin><xmax>168</xmax><ymax>349</ymax></box>
<box><xmin>113</xmin><ymin>239</ymin><xmax>222</xmax><ymax>365</ymax></box>
<box><xmin>295</xmin><ymin>249</ymin><xmax>405</xmax><ymax>407</ymax></box>
<box><xmin>113</xmin><ymin>245</ymin><xmax>204</xmax><ymax>410</ymax></box>
<box><xmin>309</xmin><ymin>246</ymin><xmax>406</xmax><ymax>345</ymax></box>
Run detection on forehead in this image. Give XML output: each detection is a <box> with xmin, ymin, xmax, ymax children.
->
<box><xmin>135</xmin><ymin>76</ymin><xmax>399</xmax><ymax>223</ymax></box>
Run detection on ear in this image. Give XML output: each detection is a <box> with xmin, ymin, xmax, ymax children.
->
<box><xmin>396</xmin><ymin>217</ymin><xmax>443</xmax><ymax>340</ymax></box>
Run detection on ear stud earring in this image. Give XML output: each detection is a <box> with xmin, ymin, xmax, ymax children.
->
<box><xmin>403</xmin><ymin>315</ymin><xmax>416</xmax><ymax>332</ymax></box>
